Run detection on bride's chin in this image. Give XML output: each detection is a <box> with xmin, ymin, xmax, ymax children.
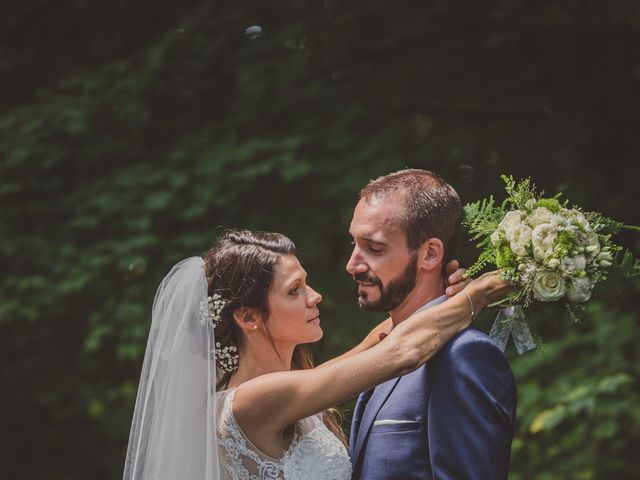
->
<box><xmin>311</xmin><ymin>328</ymin><xmax>323</xmax><ymax>342</ymax></box>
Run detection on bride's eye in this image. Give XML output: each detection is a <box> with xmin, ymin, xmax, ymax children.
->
<box><xmin>289</xmin><ymin>287</ymin><xmax>300</xmax><ymax>296</ymax></box>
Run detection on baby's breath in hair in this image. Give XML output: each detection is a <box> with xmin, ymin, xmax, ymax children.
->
<box><xmin>199</xmin><ymin>293</ymin><xmax>225</xmax><ymax>328</ymax></box>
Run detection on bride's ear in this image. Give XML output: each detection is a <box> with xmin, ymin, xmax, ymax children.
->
<box><xmin>233</xmin><ymin>307</ymin><xmax>261</xmax><ymax>333</ymax></box>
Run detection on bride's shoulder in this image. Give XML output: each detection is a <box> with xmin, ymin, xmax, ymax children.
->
<box><xmin>215</xmin><ymin>388</ymin><xmax>237</xmax><ymax>421</ymax></box>
<box><xmin>216</xmin><ymin>386</ymin><xmax>236</xmax><ymax>401</ymax></box>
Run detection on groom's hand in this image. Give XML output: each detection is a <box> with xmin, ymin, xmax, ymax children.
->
<box><xmin>444</xmin><ymin>259</ymin><xmax>471</xmax><ymax>297</ymax></box>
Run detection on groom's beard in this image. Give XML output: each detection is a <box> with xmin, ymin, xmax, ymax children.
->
<box><xmin>355</xmin><ymin>252</ymin><xmax>418</xmax><ymax>312</ymax></box>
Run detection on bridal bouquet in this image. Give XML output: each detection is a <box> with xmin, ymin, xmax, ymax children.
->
<box><xmin>464</xmin><ymin>175</ymin><xmax>639</xmax><ymax>353</ymax></box>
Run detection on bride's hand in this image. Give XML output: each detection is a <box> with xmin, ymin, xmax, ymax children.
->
<box><xmin>444</xmin><ymin>259</ymin><xmax>472</xmax><ymax>297</ymax></box>
<box><xmin>463</xmin><ymin>271</ymin><xmax>512</xmax><ymax>315</ymax></box>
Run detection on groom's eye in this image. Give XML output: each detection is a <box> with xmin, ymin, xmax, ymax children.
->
<box><xmin>368</xmin><ymin>245</ymin><xmax>383</xmax><ymax>254</ymax></box>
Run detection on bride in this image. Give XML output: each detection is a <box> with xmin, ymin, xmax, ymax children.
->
<box><xmin>123</xmin><ymin>230</ymin><xmax>510</xmax><ymax>480</ymax></box>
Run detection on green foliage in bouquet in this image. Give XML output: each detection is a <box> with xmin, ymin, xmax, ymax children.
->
<box><xmin>464</xmin><ymin>175</ymin><xmax>640</xmax><ymax>309</ymax></box>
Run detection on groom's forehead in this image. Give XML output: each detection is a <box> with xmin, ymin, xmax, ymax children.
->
<box><xmin>350</xmin><ymin>198</ymin><xmax>406</xmax><ymax>235</ymax></box>
<box><xmin>350</xmin><ymin>220</ymin><xmax>402</xmax><ymax>240</ymax></box>
<box><xmin>349</xmin><ymin>223</ymin><xmax>407</xmax><ymax>249</ymax></box>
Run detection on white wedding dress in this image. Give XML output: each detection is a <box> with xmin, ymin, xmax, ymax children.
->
<box><xmin>216</xmin><ymin>389</ymin><xmax>352</xmax><ymax>480</ymax></box>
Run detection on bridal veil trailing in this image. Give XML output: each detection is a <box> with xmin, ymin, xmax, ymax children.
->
<box><xmin>123</xmin><ymin>257</ymin><xmax>220</xmax><ymax>480</ymax></box>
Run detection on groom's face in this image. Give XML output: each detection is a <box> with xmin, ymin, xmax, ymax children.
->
<box><xmin>347</xmin><ymin>196</ymin><xmax>418</xmax><ymax>312</ymax></box>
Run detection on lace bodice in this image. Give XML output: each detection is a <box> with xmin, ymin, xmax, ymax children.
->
<box><xmin>216</xmin><ymin>389</ymin><xmax>352</xmax><ymax>480</ymax></box>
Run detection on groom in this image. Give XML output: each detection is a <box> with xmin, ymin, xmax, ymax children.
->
<box><xmin>347</xmin><ymin>169</ymin><xmax>516</xmax><ymax>479</ymax></box>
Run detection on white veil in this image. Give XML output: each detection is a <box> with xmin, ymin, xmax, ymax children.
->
<box><xmin>123</xmin><ymin>257</ymin><xmax>220</xmax><ymax>480</ymax></box>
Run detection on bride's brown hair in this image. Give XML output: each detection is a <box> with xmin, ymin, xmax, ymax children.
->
<box><xmin>203</xmin><ymin>230</ymin><xmax>347</xmax><ymax>445</ymax></box>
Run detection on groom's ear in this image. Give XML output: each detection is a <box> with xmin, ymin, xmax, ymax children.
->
<box><xmin>418</xmin><ymin>238</ymin><xmax>444</xmax><ymax>272</ymax></box>
<box><xmin>232</xmin><ymin>307</ymin><xmax>261</xmax><ymax>332</ymax></box>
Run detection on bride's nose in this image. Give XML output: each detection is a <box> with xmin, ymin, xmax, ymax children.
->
<box><xmin>306</xmin><ymin>286</ymin><xmax>322</xmax><ymax>306</ymax></box>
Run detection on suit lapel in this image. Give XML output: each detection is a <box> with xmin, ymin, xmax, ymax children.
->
<box><xmin>351</xmin><ymin>376</ymin><xmax>402</xmax><ymax>468</ymax></box>
<box><xmin>350</xmin><ymin>296</ymin><xmax>448</xmax><ymax>473</ymax></box>
<box><xmin>349</xmin><ymin>388</ymin><xmax>374</xmax><ymax>459</ymax></box>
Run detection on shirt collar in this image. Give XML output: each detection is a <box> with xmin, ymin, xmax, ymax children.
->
<box><xmin>410</xmin><ymin>294</ymin><xmax>448</xmax><ymax>316</ymax></box>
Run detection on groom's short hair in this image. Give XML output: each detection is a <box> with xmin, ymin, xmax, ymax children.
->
<box><xmin>360</xmin><ymin>169</ymin><xmax>462</xmax><ymax>263</ymax></box>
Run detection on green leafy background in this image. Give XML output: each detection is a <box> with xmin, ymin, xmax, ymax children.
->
<box><xmin>1</xmin><ymin>1</ymin><xmax>639</xmax><ymax>478</ymax></box>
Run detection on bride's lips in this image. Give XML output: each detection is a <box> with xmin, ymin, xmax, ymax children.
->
<box><xmin>306</xmin><ymin>310</ymin><xmax>320</xmax><ymax>323</ymax></box>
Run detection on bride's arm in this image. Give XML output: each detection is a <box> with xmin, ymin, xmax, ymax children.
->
<box><xmin>233</xmin><ymin>273</ymin><xmax>506</xmax><ymax>434</ymax></box>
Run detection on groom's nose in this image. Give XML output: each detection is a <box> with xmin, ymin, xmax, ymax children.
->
<box><xmin>346</xmin><ymin>249</ymin><xmax>368</xmax><ymax>275</ymax></box>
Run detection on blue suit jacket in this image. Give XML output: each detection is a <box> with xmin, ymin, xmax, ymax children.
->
<box><xmin>349</xmin><ymin>327</ymin><xmax>516</xmax><ymax>479</ymax></box>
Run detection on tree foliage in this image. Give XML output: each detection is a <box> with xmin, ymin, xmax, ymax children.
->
<box><xmin>1</xmin><ymin>1</ymin><xmax>639</xmax><ymax>478</ymax></box>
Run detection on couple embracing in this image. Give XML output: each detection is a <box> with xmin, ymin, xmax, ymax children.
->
<box><xmin>123</xmin><ymin>169</ymin><xmax>517</xmax><ymax>480</ymax></box>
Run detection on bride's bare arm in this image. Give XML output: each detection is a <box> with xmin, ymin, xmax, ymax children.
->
<box><xmin>234</xmin><ymin>273</ymin><xmax>507</xmax><ymax>434</ymax></box>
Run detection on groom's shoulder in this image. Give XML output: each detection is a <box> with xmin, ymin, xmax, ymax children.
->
<box><xmin>436</xmin><ymin>326</ymin><xmax>510</xmax><ymax>367</ymax></box>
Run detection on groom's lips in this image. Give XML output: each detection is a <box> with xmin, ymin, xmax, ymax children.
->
<box><xmin>357</xmin><ymin>283</ymin><xmax>378</xmax><ymax>298</ymax></box>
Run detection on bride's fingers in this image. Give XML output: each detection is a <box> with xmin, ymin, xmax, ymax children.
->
<box><xmin>443</xmin><ymin>259</ymin><xmax>460</xmax><ymax>280</ymax></box>
<box><xmin>447</xmin><ymin>267</ymin><xmax>467</xmax><ymax>286</ymax></box>
<box><xmin>445</xmin><ymin>276</ymin><xmax>471</xmax><ymax>296</ymax></box>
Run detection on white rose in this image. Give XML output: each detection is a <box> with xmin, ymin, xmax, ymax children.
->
<box><xmin>529</xmin><ymin>207</ymin><xmax>552</xmax><ymax>227</ymax></box>
<box><xmin>532</xmin><ymin>223</ymin><xmax>558</xmax><ymax>252</ymax></box>
<box><xmin>566</xmin><ymin>277</ymin><xmax>593</xmax><ymax>303</ymax></box>
<box><xmin>533</xmin><ymin>271</ymin><xmax>566</xmax><ymax>302</ymax></box>
<box><xmin>499</xmin><ymin>210</ymin><xmax>524</xmax><ymax>231</ymax></box>
<box><xmin>507</xmin><ymin>224</ymin><xmax>533</xmax><ymax>257</ymax></box>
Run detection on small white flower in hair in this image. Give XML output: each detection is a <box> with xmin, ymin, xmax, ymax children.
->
<box><xmin>199</xmin><ymin>293</ymin><xmax>226</xmax><ymax>328</ymax></box>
